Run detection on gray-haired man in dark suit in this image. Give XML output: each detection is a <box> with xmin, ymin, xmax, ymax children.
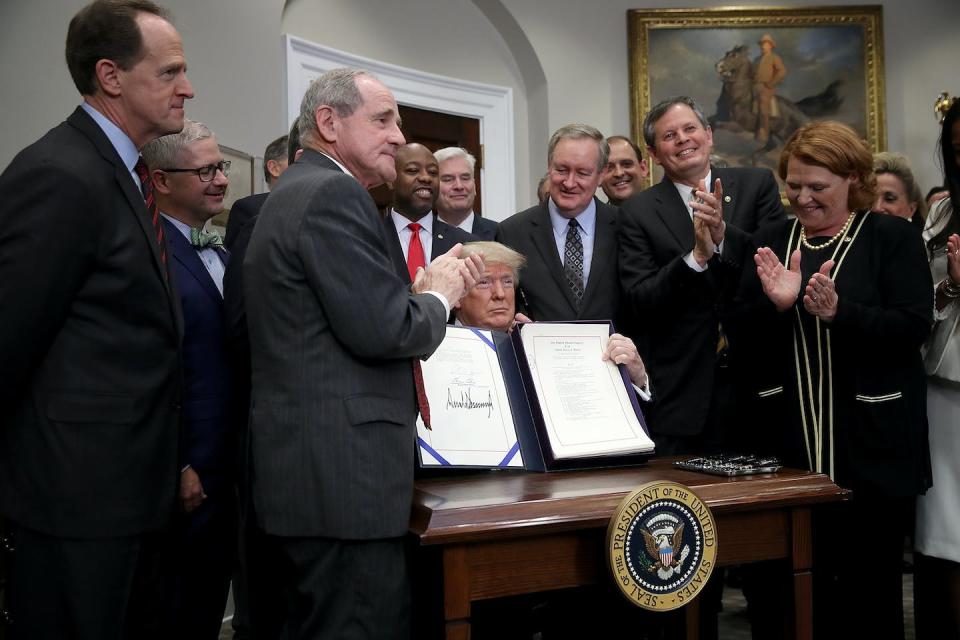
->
<box><xmin>243</xmin><ymin>67</ymin><xmax>482</xmax><ymax>639</ymax></box>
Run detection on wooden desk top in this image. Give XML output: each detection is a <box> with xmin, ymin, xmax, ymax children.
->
<box><xmin>411</xmin><ymin>459</ymin><xmax>848</xmax><ymax>545</ymax></box>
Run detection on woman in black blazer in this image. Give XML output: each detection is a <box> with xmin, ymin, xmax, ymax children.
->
<box><xmin>729</xmin><ymin>121</ymin><xmax>932</xmax><ymax>640</ymax></box>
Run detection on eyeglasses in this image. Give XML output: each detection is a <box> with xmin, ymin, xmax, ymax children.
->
<box><xmin>160</xmin><ymin>160</ymin><xmax>231</xmax><ymax>182</ymax></box>
<box><xmin>475</xmin><ymin>276</ymin><xmax>515</xmax><ymax>290</ymax></box>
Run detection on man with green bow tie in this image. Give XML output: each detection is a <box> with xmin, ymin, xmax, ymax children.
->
<box><xmin>142</xmin><ymin>119</ymin><xmax>235</xmax><ymax>638</ymax></box>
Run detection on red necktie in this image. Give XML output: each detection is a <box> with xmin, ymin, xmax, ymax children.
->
<box><xmin>405</xmin><ymin>222</ymin><xmax>432</xmax><ymax>429</ymax></box>
<box><xmin>406</xmin><ymin>222</ymin><xmax>426</xmax><ymax>281</ymax></box>
<box><xmin>133</xmin><ymin>157</ymin><xmax>168</xmax><ymax>269</ymax></box>
<box><xmin>413</xmin><ymin>359</ymin><xmax>432</xmax><ymax>431</ymax></box>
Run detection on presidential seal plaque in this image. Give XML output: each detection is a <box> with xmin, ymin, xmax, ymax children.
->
<box><xmin>607</xmin><ymin>480</ymin><xmax>717</xmax><ymax>611</ymax></box>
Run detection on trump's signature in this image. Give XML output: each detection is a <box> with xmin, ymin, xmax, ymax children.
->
<box><xmin>446</xmin><ymin>388</ymin><xmax>494</xmax><ymax>418</ymax></box>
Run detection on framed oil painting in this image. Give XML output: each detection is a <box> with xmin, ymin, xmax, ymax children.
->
<box><xmin>628</xmin><ymin>6</ymin><xmax>885</xmax><ymax>189</ymax></box>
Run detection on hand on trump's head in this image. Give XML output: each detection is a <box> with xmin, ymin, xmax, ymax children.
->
<box><xmin>413</xmin><ymin>243</ymin><xmax>485</xmax><ymax>303</ymax></box>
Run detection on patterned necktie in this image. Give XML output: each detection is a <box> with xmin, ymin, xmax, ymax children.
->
<box><xmin>133</xmin><ymin>157</ymin><xmax>167</xmax><ymax>270</ymax></box>
<box><xmin>190</xmin><ymin>227</ymin><xmax>224</xmax><ymax>249</ymax></box>
<box><xmin>563</xmin><ymin>218</ymin><xmax>584</xmax><ymax>305</ymax></box>
<box><xmin>404</xmin><ymin>222</ymin><xmax>432</xmax><ymax>429</ymax></box>
<box><xmin>406</xmin><ymin>222</ymin><xmax>426</xmax><ymax>281</ymax></box>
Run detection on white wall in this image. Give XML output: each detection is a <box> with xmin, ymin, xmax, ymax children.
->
<box><xmin>281</xmin><ymin>0</ymin><xmax>532</xmax><ymax>216</ymax></box>
<box><xmin>0</xmin><ymin>0</ymin><xmax>285</xmax><ymax>179</ymax></box>
<box><xmin>2</xmin><ymin>0</ymin><xmax>958</xmax><ymax>199</ymax></box>
<box><xmin>0</xmin><ymin>0</ymin><xmax>87</xmax><ymax>167</ymax></box>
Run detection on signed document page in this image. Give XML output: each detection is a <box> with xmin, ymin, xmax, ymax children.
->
<box><xmin>416</xmin><ymin>326</ymin><xmax>523</xmax><ymax>468</ymax></box>
<box><xmin>520</xmin><ymin>323</ymin><xmax>653</xmax><ymax>459</ymax></box>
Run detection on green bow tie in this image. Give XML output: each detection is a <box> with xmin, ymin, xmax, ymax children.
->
<box><xmin>190</xmin><ymin>227</ymin><xmax>223</xmax><ymax>249</ymax></box>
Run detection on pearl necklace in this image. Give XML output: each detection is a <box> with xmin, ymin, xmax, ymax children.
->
<box><xmin>799</xmin><ymin>211</ymin><xmax>856</xmax><ymax>251</ymax></box>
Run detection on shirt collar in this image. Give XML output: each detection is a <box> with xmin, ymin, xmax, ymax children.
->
<box><xmin>439</xmin><ymin>211</ymin><xmax>475</xmax><ymax>234</ymax></box>
<box><xmin>671</xmin><ymin>169</ymin><xmax>712</xmax><ymax>214</ymax></box>
<box><xmin>548</xmin><ymin>197</ymin><xmax>597</xmax><ymax>236</ymax></box>
<box><xmin>160</xmin><ymin>212</ymin><xmax>193</xmax><ymax>242</ymax></box>
<box><xmin>316</xmin><ymin>150</ymin><xmax>354</xmax><ymax>178</ymax></box>
<box><xmin>81</xmin><ymin>101</ymin><xmax>140</xmax><ymax>174</ymax></box>
<box><xmin>391</xmin><ymin>209</ymin><xmax>434</xmax><ymax>234</ymax></box>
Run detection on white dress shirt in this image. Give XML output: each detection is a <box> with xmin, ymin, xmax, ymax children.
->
<box><xmin>80</xmin><ymin>102</ymin><xmax>141</xmax><ymax>193</ymax></box>
<box><xmin>440</xmin><ymin>211</ymin><xmax>475</xmax><ymax>234</ymax></box>
<box><xmin>391</xmin><ymin>209</ymin><xmax>435</xmax><ymax>262</ymax></box>
<box><xmin>672</xmin><ymin>170</ymin><xmax>724</xmax><ymax>272</ymax></box>
<box><xmin>161</xmin><ymin>214</ymin><xmax>226</xmax><ymax>296</ymax></box>
<box><xmin>547</xmin><ymin>198</ymin><xmax>597</xmax><ymax>286</ymax></box>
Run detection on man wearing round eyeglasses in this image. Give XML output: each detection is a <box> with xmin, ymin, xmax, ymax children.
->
<box><xmin>142</xmin><ymin>119</ymin><xmax>234</xmax><ymax>638</ymax></box>
<box><xmin>153</xmin><ymin>144</ymin><xmax>230</xmax><ymax>231</ymax></box>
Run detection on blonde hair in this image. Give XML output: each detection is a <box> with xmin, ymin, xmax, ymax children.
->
<box><xmin>460</xmin><ymin>241</ymin><xmax>526</xmax><ymax>284</ymax></box>
<box><xmin>874</xmin><ymin>151</ymin><xmax>927</xmax><ymax>220</ymax></box>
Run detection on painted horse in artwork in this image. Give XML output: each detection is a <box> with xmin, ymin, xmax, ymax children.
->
<box><xmin>710</xmin><ymin>44</ymin><xmax>844</xmax><ymax>151</ymax></box>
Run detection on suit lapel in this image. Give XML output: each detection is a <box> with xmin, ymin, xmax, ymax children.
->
<box><xmin>67</xmin><ymin>108</ymin><xmax>172</xmax><ymax>296</ymax></box>
<box><xmin>713</xmin><ymin>167</ymin><xmax>738</xmax><ymax>225</ymax></box>
<box><xmin>652</xmin><ymin>177</ymin><xmax>695</xmax><ymax>251</ymax></box>
<box><xmin>529</xmin><ymin>203</ymin><xmax>579</xmax><ymax>312</ymax></box>
<box><xmin>382</xmin><ymin>215</ymin><xmax>411</xmax><ymax>283</ymax></box>
<box><xmin>431</xmin><ymin>215</ymin><xmax>454</xmax><ymax>262</ymax></box>
<box><xmin>580</xmin><ymin>200</ymin><xmax>615</xmax><ymax>314</ymax></box>
<box><xmin>66</xmin><ymin>107</ymin><xmax>181</xmax><ymax>338</ymax></box>
<box><xmin>163</xmin><ymin>219</ymin><xmax>223</xmax><ymax>304</ymax></box>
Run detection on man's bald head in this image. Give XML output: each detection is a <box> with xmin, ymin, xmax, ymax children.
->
<box><xmin>394</xmin><ymin>142</ymin><xmax>432</xmax><ymax>167</ymax></box>
<box><xmin>392</xmin><ymin>143</ymin><xmax>439</xmax><ymax>221</ymax></box>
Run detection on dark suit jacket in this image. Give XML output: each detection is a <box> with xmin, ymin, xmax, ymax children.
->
<box><xmin>496</xmin><ymin>197</ymin><xmax>623</xmax><ymax>324</ymax></box>
<box><xmin>728</xmin><ymin>213</ymin><xmax>931</xmax><ymax>496</ymax></box>
<box><xmin>163</xmin><ymin>220</ymin><xmax>234</xmax><ymax>498</ymax></box>
<box><xmin>222</xmin><ymin>205</ymin><xmax>257</xmax><ymax>486</ymax></box>
<box><xmin>0</xmin><ymin>107</ymin><xmax>181</xmax><ymax>537</ymax></box>
<box><xmin>470</xmin><ymin>214</ymin><xmax>498</xmax><ymax>240</ymax></box>
<box><xmin>384</xmin><ymin>212</ymin><xmax>475</xmax><ymax>283</ymax></box>
<box><xmin>618</xmin><ymin>166</ymin><xmax>785</xmax><ymax>438</ymax></box>
<box><xmin>243</xmin><ymin>150</ymin><xmax>448</xmax><ymax>539</ymax></box>
<box><xmin>224</xmin><ymin>192</ymin><xmax>268</xmax><ymax>250</ymax></box>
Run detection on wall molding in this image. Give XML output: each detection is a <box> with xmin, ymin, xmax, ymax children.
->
<box><xmin>284</xmin><ymin>35</ymin><xmax>516</xmax><ymax>219</ymax></box>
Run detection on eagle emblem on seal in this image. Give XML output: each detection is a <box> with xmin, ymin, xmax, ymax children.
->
<box><xmin>641</xmin><ymin>522</ymin><xmax>690</xmax><ymax>578</ymax></box>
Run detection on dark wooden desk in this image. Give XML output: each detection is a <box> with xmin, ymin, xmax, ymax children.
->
<box><xmin>410</xmin><ymin>459</ymin><xmax>847</xmax><ymax>640</ymax></box>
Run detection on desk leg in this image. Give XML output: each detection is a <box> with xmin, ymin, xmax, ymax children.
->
<box><xmin>443</xmin><ymin>545</ymin><xmax>471</xmax><ymax>640</ymax></box>
<box><xmin>684</xmin><ymin>596</ymin><xmax>700</xmax><ymax>640</ymax></box>
<box><xmin>791</xmin><ymin>507</ymin><xmax>813</xmax><ymax>640</ymax></box>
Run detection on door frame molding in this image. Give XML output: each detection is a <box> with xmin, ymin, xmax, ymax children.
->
<box><xmin>284</xmin><ymin>35</ymin><xmax>516</xmax><ymax>220</ymax></box>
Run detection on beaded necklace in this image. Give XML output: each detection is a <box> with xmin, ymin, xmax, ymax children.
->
<box><xmin>799</xmin><ymin>211</ymin><xmax>856</xmax><ymax>251</ymax></box>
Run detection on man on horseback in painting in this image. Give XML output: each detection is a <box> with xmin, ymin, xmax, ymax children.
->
<box><xmin>753</xmin><ymin>33</ymin><xmax>787</xmax><ymax>146</ymax></box>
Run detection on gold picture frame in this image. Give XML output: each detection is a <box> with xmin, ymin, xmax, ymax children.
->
<box><xmin>628</xmin><ymin>5</ymin><xmax>885</xmax><ymax>189</ymax></box>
